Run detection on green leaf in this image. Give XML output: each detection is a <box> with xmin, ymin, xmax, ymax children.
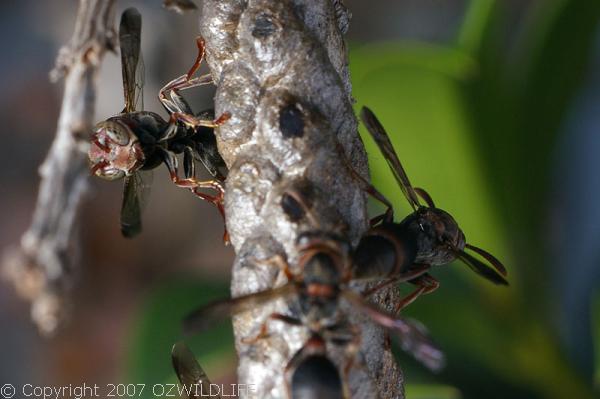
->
<box><xmin>405</xmin><ymin>384</ymin><xmax>462</xmax><ymax>399</ymax></box>
<box><xmin>350</xmin><ymin>42</ymin><xmax>477</xmax><ymax>83</ymax></box>
<box><xmin>124</xmin><ymin>277</ymin><xmax>233</xmax><ymax>397</ymax></box>
<box><xmin>457</xmin><ymin>0</ymin><xmax>499</xmax><ymax>55</ymax></box>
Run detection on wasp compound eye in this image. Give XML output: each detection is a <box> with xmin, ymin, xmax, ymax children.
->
<box><xmin>96</xmin><ymin>121</ymin><xmax>131</xmax><ymax>145</ymax></box>
<box><xmin>279</xmin><ymin>103</ymin><xmax>305</xmax><ymax>139</ymax></box>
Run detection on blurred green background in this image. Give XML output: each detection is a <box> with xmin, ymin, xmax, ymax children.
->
<box><xmin>352</xmin><ymin>1</ymin><xmax>600</xmax><ymax>398</ymax></box>
<box><xmin>1</xmin><ymin>1</ymin><xmax>599</xmax><ymax>398</ymax></box>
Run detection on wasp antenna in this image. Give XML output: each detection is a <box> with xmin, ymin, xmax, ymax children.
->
<box><xmin>414</xmin><ymin>187</ymin><xmax>435</xmax><ymax>208</ymax></box>
<box><xmin>465</xmin><ymin>243</ymin><xmax>507</xmax><ymax>277</ymax></box>
<box><xmin>454</xmin><ymin>249</ymin><xmax>508</xmax><ymax>286</ymax></box>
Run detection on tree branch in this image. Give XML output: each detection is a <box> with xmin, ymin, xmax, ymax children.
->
<box><xmin>2</xmin><ymin>0</ymin><xmax>116</xmax><ymax>336</ymax></box>
<box><xmin>201</xmin><ymin>0</ymin><xmax>403</xmax><ymax>397</ymax></box>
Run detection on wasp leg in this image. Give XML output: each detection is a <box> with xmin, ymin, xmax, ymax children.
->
<box><xmin>160</xmin><ymin>147</ymin><xmax>225</xmax><ymax>211</ymax></box>
<box><xmin>335</xmin><ymin>141</ymin><xmax>394</xmax><ymax>224</ymax></box>
<box><xmin>393</xmin><ymin>273</ymin><xmax>439</xmax><ymax>314</ymax></box>
<box><xmin>185</xmin><ymin>36</ymin><xmax>206</xmax><ymax>79</ymax></box>
<box><xmin>183</xmin><ymin>146</ymin><xmax>196</xmax><ymax>180</ymax></box>
<box><xmin>249</xmin><ymin>254</ymin><xmax>294</xmax><ymax>281</ymax></box>
<box><xmin>241</xmin><ymin>313</ymin><xmax>302</xmax><ymax>344</ymax></box>
<box><xmin>160</xmin><ymin>110</ymin><xmax>231</xmax><ymax>145</ymax></box>
<box><xmin>160</xmin><ymin>148</ymin><xmax>223</xmax><ymax>193</ymax></box>
<box><xmin>159</xmin><ymin>74</ymin><xmax>214</xmax><ymax>114</ymax></box>
<box><xmin>361</xmin><ymin>264</ymin><xmax>430</xmax><ymax>297</ymax></box>
<box><xmin>158</xmin><ymin>37</ymin><xmax>230</xmax><ymax>130</ymax></box>
<box><xmin>172</xmin><ymin>147</ymin><xmax>229</xmax><ymax>243</ymax></box>
<box><xmin>159</xmin><ymin>38</ymin><xmax>209</xmax><ymax>112</ymax></box>
<box><xmin>174</xmin><ymin>111</ymin><xmax>230</xmax><ymax>130</ymax></box>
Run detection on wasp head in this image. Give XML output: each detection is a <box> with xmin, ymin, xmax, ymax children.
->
<box><xmin>402</xmin><ymin>207</ymin><xmax>466</xmax><ymax>266</ymax></box>
<box><xmin>88</xmin><ymin>119</ymin><xmax>145</xmax><ymax>180</ymax></box>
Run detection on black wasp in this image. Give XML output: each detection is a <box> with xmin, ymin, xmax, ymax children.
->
<box><xmin>349</xmin><ymin>106</ymin><xmax>508</xmax><ymax>313</ymax></box>
<box><xmin>88</xmin><ymin>8</ymin><xmax>229</xmax><ymax>238</ymax></box>
<box><xmin>184</xmin><ymin>184</ymin><xmax>445</xmax><ymax>398</ymax></box>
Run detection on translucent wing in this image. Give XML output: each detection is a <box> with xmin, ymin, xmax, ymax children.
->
<box><xmin>136</xmin><ymin>169</ymin><xmax>153</xmax><ymax>212</ymax></box>
<box><xmin>120</xmin><ymin>171</ymin><xmax>152</xmax><ymax>238</ymax></box>
<box><xmin>342</xmin><ymin>290</ymin><xmax>446</xmax><ymax>372</ymax></box>
<box><xmin>184</xmin><ymin>283</ymin><xmax>296</xmax><ymax>334</ymax></box>
<box><xmin>120</xmin><ymin>175</ymin><xmax>141</xmax><ymax>237</ymax></box>
<box><xmin>393</xmin><ymin>317</ymin><xmax>447</xmax><ymax>373</ymax></box>
<box><xmin>119</xmin><ymin>8</ymin><xmax>143</xmax><ymax>112</ymax></box>
<box><xmin>360</xmin><ymin>106</ymin><xmax>421</xmax><ymax>211</ymax></box>
<box><xmin>172</xmin><ymin>342</ymin><xmax>219</xmax><ymax>399</ymax></box>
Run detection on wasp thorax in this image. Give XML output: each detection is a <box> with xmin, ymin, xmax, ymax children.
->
<box><xmin>88</xmin><ymin>119</ymin><xmax>145</xmax><ymax>180</ymax></box>
<box><xmin>402</xmin><ymin>207</ymin><xmax>466</xmax><ymax>266</ymax></box>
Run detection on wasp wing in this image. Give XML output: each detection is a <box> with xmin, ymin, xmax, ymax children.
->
<box><xmin>120</xmin><ymin>174</ymin><xmax>141</xmax><ymax>238</ymax></box>
<box><xmin>342</xmin><ymin>290</ymin><xmax>445</xmax><ymax>372</ymax></box>
<box><xmin>119</xmin><ymin>8</ymin><xmax>144</xmax><ymax>113</ymax></box>
<box><xmin>172</xmin><ymin>342</ymin><xmax>219</xmax><ymax>399</ymax></box>
<box><xmin>184</xmin><ymin>283</ymin><xmax>296</xmax><ymax>334</ymax></box>
<box><xmin>120</xmin><ymin>171</ymin><xmax>152</xmax><ymax>238</ymax></box>
<box><xmin>360</xmin><ymin>106</ymin><xmax>421</xmax><ymax>211</ymax></box>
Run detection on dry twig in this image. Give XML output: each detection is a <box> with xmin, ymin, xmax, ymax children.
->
<box><xmin>2</xmin><ymin>0</ymin><xmax>116</xmax><ymax>336</ymax></box>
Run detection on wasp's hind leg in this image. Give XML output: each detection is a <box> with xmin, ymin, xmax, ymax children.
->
<box><xmin>159</xmin><ymin>37</ymin><xmax>230</xmax><ymax>128</ymax></box>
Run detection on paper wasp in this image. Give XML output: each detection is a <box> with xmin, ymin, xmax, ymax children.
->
<box><xmin>88</xmin><ymin>8</ymin><xmax>229</xmax><ymax>237</ymax></box>
<box><xmin>350</xmin><ymin>107</ymin><xmax>508</xmax><ymax>312</ymax></box>
<box><xmin>184</xmin><ymin>190</ymin><xmax>445</xmax><ymax>397</ymax></box>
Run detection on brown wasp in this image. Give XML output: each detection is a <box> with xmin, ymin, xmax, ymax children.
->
<box><xmin>350</xmin><ymin>107</ymin><xmax>508</xmax><ymax>312</ymax></box>
<box><xmin>184</xmin><ymin>197</ymin><xmax>445</xmax><ymax>397</ymax></box>
<box><xmin>88</xmin><ymin>8</ymin><xmax>229</xmax><ymax>238</ymax></box>
<box><xmin>171</xmin><ymin>342</ymin><xmax>220</xmax><ymax>399</ymax></box>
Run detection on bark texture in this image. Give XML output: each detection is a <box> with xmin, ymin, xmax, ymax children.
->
<box><xmin>2</xmin><ymin>0</ymin><xmax>116</xmax><ymax>336</ymax></box>
<box><xmin>200</xmin><ymin>1</ymin><xmax>403</xmax><ymax>397</ymax></box>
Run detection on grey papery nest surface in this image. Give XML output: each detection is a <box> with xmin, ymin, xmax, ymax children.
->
<box><xmin>201</xmin><ymin>1</ymin><xmax>403</xmax><ymax>398</ymax></box>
